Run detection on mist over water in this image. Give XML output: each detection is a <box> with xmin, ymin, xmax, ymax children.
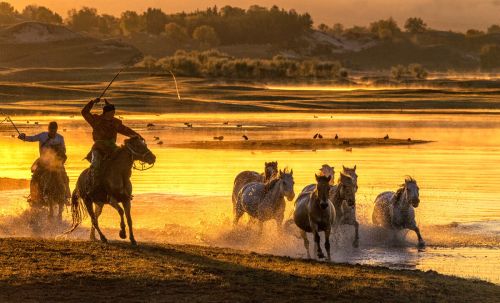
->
<box><xmin>0</xmin><ymin>112</ymin><xmax>499</xmax><ymax>283</ymax></box>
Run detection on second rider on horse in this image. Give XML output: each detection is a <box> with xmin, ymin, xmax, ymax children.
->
<box><xmin>81</xmin><ymin>98</ymin><xmax>143</xmax><ymax>195</ymax></box>
<box><xmin>18</xmin><ymin>121</ymin><xmax>71</xmax><ymax>204</ymax></box>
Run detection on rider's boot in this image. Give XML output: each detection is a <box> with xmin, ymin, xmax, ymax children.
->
<box><xmin>87</xmin><ymin>150</ymin><xmax>102</xmax><ymax>196</ymax></box>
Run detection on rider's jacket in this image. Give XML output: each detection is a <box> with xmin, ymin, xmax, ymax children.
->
<box><xmin>81</xmin><ymin>100</ymin><xmax>140</xmax><ymax>154</ymax></box>
<box><xmin>21</xmin><ymin>132</ymin><xmax>66</xmax><ymax>157</ymax></box>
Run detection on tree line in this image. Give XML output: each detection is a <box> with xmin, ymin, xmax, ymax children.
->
<box><xmin>0</xmin><ymin>3</ymin><xmax>312</xmax><ymax>46</ymax></box>
<box><xmin>317</xmin><ymin>17</ymin><xmax>500</xmax><ymax>40</ymax></box>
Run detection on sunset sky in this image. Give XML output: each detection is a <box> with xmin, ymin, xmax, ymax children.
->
<box><xmin>6</xmin><ymin>0</ymin><xmax>500</xmax><ymax>31</ymax></box>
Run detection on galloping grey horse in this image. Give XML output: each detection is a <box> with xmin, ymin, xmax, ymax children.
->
<box><xmin>232</xmin><ymin>161</ymin><xmax>278</xmax><ymax>212</ymax></box>
<box><xmin>330</xmin><ymin>172</ymin><xmax>359</xmax><ymax>247</ymax></box>
<box><xmin>372</xmin><ymin>176</ymin><xmax>425</xmax><ymax>248</ymax></box>
<box><xmin>301</xmin><ymin>165</ymin><xmax>359</xmax><ymax>247</ymax></box>
<box><xmin>234</xmin><ymin>168</ymin><xmax>294</xmax><ymax>232</ymax></box>
<box><xmin>293</xmin><ymin>175</ymin><xmax>335</xmax><ymax>260</ymax></box>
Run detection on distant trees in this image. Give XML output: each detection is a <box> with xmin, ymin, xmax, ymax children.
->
<box><xmin>480</xmin><ymin>44</ymin><xmax>500</xmax><ymax>69</ymax></box>
<box><xmin>487</xmin><ymin>25</ymin><xmax>500</xmax><ymax>34</ymax></box>
<box><xmin>97</xmin><ymin>14</ymin><xmax>119</xmax><ymax>35</ymax></box>
<box><xmin>331</xmin><ymin>23</ymin><xmax>344</xmax><ymax>36</ymax></box>
<box><xmin>0</xmin><ymin>2</ymin><xmax>18</xmax><ymax>24</ymax></box>
<box><xmin>404</xmin><ymin>17</ymin><xmax>427</xmax><ymax>34</ymax></box>
<box><xmin>120</xmin><ymin>11</ymin><xmax>142</xmax><ymax>35</ymax></box>
<box><xmin>22</xmin><ymin>5</ymin><xmax>62</xmax><ymax>24</ymax></box>
<box><xmin>193</xmin><ymin>25</ymin><xmax>220</xmax><ymax>48</ymax></box>
<box><xmin>466</xmin><ymin>29</ymin><xmax>485</xmax><ymax>37</ymax></box>
<box><xmin>67</xmin><ymin>7</ymin><xmax>99</xmax><ymax>32</ymax></box>
<box><xmin>164</xmin><ymin>23</ymin><xmax>188</xmax><ymax>43</ymax></box>
<box><xmin>370</xmin><ymin>18</ymin><xmax>400</xmax><ymax>40</ymax></box>
<box><xmin>144</xmin><ymin>8</ymin><xmax>167</xmax><ymax>35</ymax></box>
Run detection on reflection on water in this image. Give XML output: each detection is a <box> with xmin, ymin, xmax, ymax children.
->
<box><xmin>0</xmin><ymin>112</ymin><xmax>499</xmax><ymax>283</ymax></box>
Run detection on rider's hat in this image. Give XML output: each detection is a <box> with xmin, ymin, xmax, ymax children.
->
<box><xmin>103</xmin><ymin>99</ymin><xmax>115</xmax><ymax>113</ymax></box>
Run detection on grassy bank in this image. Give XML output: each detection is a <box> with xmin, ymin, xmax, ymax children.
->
<box><xmin>0</xmin><ymin>178</ymin><xmax>29</xmax><ymax>191</ymax></box>
<box><xmin>0</xmin><ymin>238</ymin><xmax>498</xmax><ymax>302</ymax></box>
<box><xmin>171</xmin><ymin>137</ymin><xmax>429</xmax><ymax>150</ymax></box>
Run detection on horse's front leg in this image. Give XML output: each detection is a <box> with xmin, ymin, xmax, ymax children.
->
<box><xmin>275</xmin><ymin>214</ymin><xmax>284</xmax><ymax>234</ymax></box>
<box><xmin>48</xmin><ymin>201</ymin><xmax>54</xmax><ymax>221</ymax></box>
<box><xmin>85</xmin><ymin>200</ymin><xmax>107</xmax><ymax>243</ymax></box>
<box><xmin>122</xmin><ymin>199</ymin><xmax>136</xmax><ymax>245</ymax></box>
<box><xmin>411</xmin><ymin>226</ymin><xmax>425</xmax><ymax>248</ymax></box>
<box><xmin>311</xmin><ymin>224</ymin><xmax>324</xmax><ymax>259</ymax></box>
<box><xmin>110</xmin><ymin>200</ymin><xmax>126</xmax><ymax>239</ymax></box>
<box><xmin>57</xmin><ymin>201</ymin><xmax>64</xmax><ymax>223</ymax></box>
<box><xmin>90</xmin><ymin>204</ymin><xmax>104</xmax><ymax>241</ymax></box>
<box><xmin>352</xmin><ymin>220</ymin><xmax>359</xmax><ymax>248</ymax></box>
<box><xmin>300</xmin><ymin>230</ymin><xmax>311</xmax><ymax>259</ymax></box>
<box><xmin>324</xmin><ymin>226</ymin><xmax>332</xmax><ymax>261</ymax></box>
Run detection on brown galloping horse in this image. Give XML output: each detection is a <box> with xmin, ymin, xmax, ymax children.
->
<box><xmin>66</xmin><ymin>137</ymin><xmax>156</xmax><ymax>245</ymax></box>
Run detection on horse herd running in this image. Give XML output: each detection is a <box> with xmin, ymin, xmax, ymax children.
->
<box><xmin>62</xmin><ymin>138</ymin><xmax>424</xmax><ymax>260</ymax></box>
<box><xmin>233</xmin><ymin>162</ymin><xmax>425</xmax><ymax>260</ymax></box>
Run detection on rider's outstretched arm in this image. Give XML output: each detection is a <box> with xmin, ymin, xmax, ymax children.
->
<box><xmin>81</xmin><ymin>99</ymin><xmax>98</xmax><ymax>125</ymax></box>
<box><xmin>20</xmin><ymin>133</ymin><xmax>42</xmax><ymax>142</ymax></box>
<box><xmin>117</xmin><ymin>123</ymin><xmax>142</xmax><ymax>139</ymax></box>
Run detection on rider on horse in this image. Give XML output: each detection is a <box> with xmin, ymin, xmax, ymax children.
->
<box><xmin>18</xmin><ymin>121</ymin><xmax>71</xmax><ymax>204</ymax></box>
<box><xmin>81</xmin><ymin>98</ymin><xmax>143</xmax><ymax>195</ymax></box>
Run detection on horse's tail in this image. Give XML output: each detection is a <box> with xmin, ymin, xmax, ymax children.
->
<box><xmin>62</xmin><ymin>180</ymin><xmax>87</xmax><ymax>235</ymax></box>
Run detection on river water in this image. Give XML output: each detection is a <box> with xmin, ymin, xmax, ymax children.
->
<box><xmin>0</xmin><ymin>112</ymin><xmax>499</xmax><ymax>283</ymax></box>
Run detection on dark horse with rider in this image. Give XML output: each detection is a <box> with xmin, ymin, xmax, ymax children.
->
<box><xmin>66</xmin><ymin>98</ymin><xmax>156</xmax><ymax>245</ymax></box>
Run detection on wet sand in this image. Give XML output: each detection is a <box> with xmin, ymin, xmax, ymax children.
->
<box><xmin>0</xmin><ymin>238</ymin><xmax>498</xmax><ymax>303</ymax></box>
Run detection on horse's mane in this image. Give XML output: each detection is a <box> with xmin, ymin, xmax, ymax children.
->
<box><xmin>263</xmin><ymin>167</ymin><xmax>290</xmax><ymax>193</ymax></box>
<box><xmin>391</xmin><ymin>187</ymin><xmax>405</xmax><ymax>205</ymax></box>
<box><xmin>264</xmin><ymin>177</ymin><xmax>280</xmax><ymax>193</ymax></box>
<box><xmin>332</xmin><ymin>173</ymin><xmax>353</xmax><ymax>208</ymax></box>
<box><xmin>404</xmin><ymin>176</ymin><xmax>416</xmax><ymax>183</ymax></box>
<box><xmin>391</xmin><ymin>176</ymin><xmax>416</xmax><ymax>205</ymax></box>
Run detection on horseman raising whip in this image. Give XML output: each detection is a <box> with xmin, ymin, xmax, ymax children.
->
<box><xmin>81</xmin><ymin>98</ymin><xmax>143</xmax><ymax>196</ymax></box>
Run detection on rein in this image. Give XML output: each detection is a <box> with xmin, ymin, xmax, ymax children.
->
<box><xmin>125</xmin><ymin>144</ymin><xmax>155</xmax><ymax>171</ymax></box>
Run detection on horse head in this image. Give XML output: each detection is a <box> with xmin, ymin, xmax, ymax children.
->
<box><xmin>342</xmin><ymin>165</ymin><xmax>358</xmax><ymax>193</ymax></box>
<box><xmin>278</xmin><ymin>168</ymin><xmax>295</xmax><ymax>201</ymax></box>
<box><xmin>264</xmin><ymin>161</ymin><xmax>278</xmax><ymax>181</ymax></box>
<box><xmin>338</xmin><ymin>172</ymin><xmax>356</xmax><ymax>207</ymax></box>
<box><xmin>403</xmin><ymin>176</ymin><xmax>420</xmax><ymax>208</ymax></box>
<box><xmin>124</xmin><ymin>136</ymin><xmax>156</xmax><ymax>165</ymax></box>
<box><xmin>319</xmin><ymin>164</ymin><xmax>335</xmax><ymax>185</ymax></box>
<box><xmin>314</xmin><ymin>174</ymin><xmax>331</xmax><ymax>209</ymax></box>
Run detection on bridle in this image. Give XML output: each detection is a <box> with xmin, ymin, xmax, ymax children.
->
<box><xmin>125</xmin><ymin>142</ymin><xmax>155</xmax><ymax>171</ymax></box>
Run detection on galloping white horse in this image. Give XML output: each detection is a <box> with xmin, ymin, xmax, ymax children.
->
<box><xmin>234</xmin><ymin>169</ymin><xmax>295</xmax><ymax>233</ymax></box>
<box><xmin>372</xmin><ymin>176</ymin><xmax>425</xmax><ymax>247</ymax></box>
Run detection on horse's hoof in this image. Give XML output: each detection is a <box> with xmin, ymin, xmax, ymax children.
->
<box><xmin>130</xmin><ymin>240</ymin><xmax>137</xmax><ymax>246</ymax></box>
<box><xmin>317</xmin><ymin>253</ymin><xmax>325</xmax><ymax>259</ymax></box>
<box><xmin>352</xmin><ymin>240</ymin><xmax>359</xmax><ymax>248</ymax></box>
<box><xmin>418</xmin><ymin>241</ymin><xmax>426</xmax><ymax>248</ymax></box>
<box><xmin>119</xmin><ymin>230</ymin><xmax>127</xmax><ymax>239</ymax></box>
<box><xmin>100</xmin><ymin>237</ymin><xmax>108</xmax><ymax>243</ymax></box>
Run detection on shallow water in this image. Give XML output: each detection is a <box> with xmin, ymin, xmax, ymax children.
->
<box><xmin>0</xmin><ymin>112</ymin><xmax>499</xmax><ymax>283</ymax></box>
